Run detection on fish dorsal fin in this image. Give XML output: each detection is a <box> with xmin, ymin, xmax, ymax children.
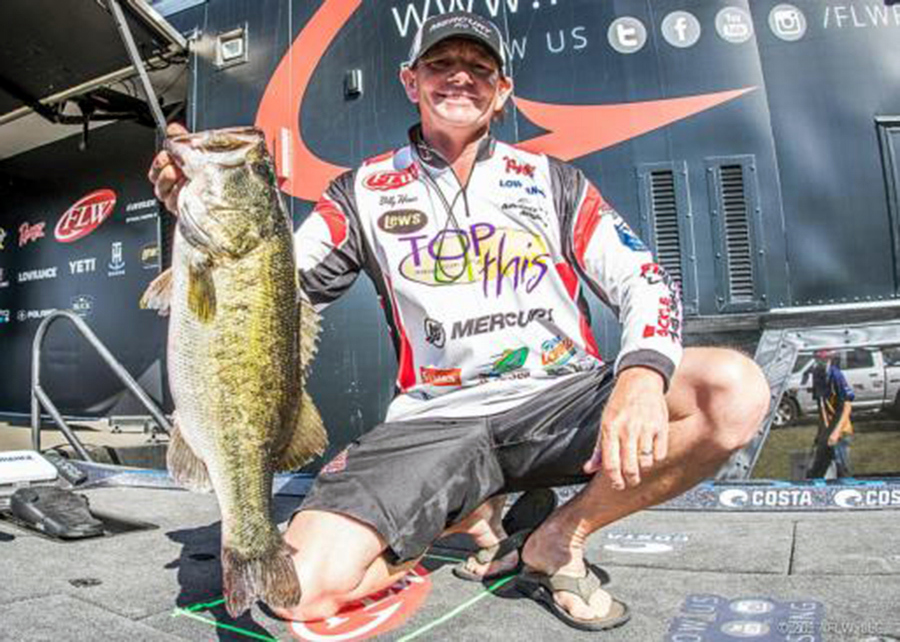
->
<box><xmin>140</xmin><ymin>268</ymin><xmax>173</xmax><ymax>316</ymax></box>
<box><xmin>275</xmin><ymin>389</ymin><xmax>327</xmax><ymax>472</ymax></box>
<box><xmin>189</xmin><ymin>264</ymin><xmax>217</xmax><ymax>323</ymax></box>
<box><xmin>299</xmin><ymin>288</ymin><xmax>321</xmax><ymax>383</ymax></box>
<box><xmin>167</xmin><ymin>415</ymin><xmax>213</xmax><ymax>493</ymax></box>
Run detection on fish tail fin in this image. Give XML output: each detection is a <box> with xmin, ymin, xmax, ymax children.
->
<box><xmin>140</xmin><ymin>268</ymin><xmax>173</xmax><ymax>316</ymax></box>
<box><xmin>166</xmin><ymin>417</ymin><xmax>213</xmax><ymax>493</ymax></box>
<box><xmin>222</xmin><ymin>541</ymin><xmax>301</xmax><ymax>618</ymax></box>
<box><xmin>276</xmin><ymin>390</ymin><xmax>327</xmax><ymax>472</ymax></box>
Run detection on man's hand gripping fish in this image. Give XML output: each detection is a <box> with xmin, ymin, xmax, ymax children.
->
<box><xmin>141</xmin><ymin>127</ymin><xmax>326</xmax><ymax>617</ymax></box>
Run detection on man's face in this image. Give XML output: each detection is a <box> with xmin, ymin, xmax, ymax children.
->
<box><xmin>401</xmin><ymin>38</ymin><xmax>512</xmax><ymax>133</ymax></box>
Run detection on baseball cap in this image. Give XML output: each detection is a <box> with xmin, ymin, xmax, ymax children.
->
<box><xmin>405</xmin><ymin>11</ymin><xmax>507</xmax><ymax>74</ymax></box>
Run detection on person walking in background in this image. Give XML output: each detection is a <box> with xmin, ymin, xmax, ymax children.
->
<box><xmin>805</xmin><ymin>350</ymin><xmax>854</xmax><ymax>478</ymax></box>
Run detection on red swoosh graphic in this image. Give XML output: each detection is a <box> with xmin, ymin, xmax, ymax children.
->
<box><xmin>256</xmin><ymin>0</ymin><xmax>757</xmax><ymax>202</ymax></box>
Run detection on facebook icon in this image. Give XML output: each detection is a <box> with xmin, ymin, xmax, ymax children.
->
<box><xmin>662</xmin><ymin>11</ymin><xmax>701</xmax><ymax>48</ymax></box>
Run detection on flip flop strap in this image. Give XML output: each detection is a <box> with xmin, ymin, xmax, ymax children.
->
<box><xmin>543</xmin><ymin>568</ymin><xmax>602</xmax><ymax>602</ymax></box>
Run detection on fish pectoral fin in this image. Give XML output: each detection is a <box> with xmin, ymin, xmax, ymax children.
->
<box><xmin>140</xmin><ymin>268</ymin><xmax>173</xmax><ymax>316</ymax></box>
<box><xmin>167</xmin><ymin>417</ymin><xmax>213</xmax><ymax>493</ymax></box>
<box><xmin>276</xmin><ymin>390</ymin><xmax>328</xmax><ymax>472</ymax></box>
<box><xmin>188</xmin><ymin>264</ymin><xmax>217</xmax><ymax>323</ymax></box>
<box><xmin>298</xmin><ymin>288</ymin><xmax>322</xmax><ymax>382</ymax></box>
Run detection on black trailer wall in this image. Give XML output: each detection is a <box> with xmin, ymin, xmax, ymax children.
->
<box><xmin>0</xmin><ymin>122</ymin><xmax>167</xmax><ymax>418</ymax></box>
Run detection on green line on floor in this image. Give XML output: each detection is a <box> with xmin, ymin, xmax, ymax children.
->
<box><xmin>397</xmin><ymin>574</ymin><xmax>516</xmax><ymax>642</ymax></box>
<box><xmin>182</xmin><ymin>597</ymin><xmax>226</xmax><ymax>612</ymax></box>
<box><xmin>173</xmin><ymin>607</ymin><xmax>278</xmax><ymax>641</ymax></box>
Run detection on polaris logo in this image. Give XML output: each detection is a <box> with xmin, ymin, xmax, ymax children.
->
<box><xmin>56</xmin><ymin>189</ymin><xmax>117</xmax><ymax>243</ymax></box>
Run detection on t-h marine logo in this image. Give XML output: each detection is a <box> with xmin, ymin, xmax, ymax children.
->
<box><xmin>56</xmin><ymin>189</ymin><xmax>117</xmax><ymax>243</ymax></box>
<box><xmin>108</xmin><ymin>241</ymin><xmax>126</xmax><ymax>276</ymax></box>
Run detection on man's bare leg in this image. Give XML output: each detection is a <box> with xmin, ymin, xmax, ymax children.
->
<box><xmin>274</xmin><ymin>495</ymin><xmax>512</xmax><ymax>620</ymax></box>
<box><xmin>520</xmin><ymin>348</ymin><xmax>769</xmax><ymax>620</ymax></box>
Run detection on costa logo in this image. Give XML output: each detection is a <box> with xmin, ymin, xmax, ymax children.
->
<box><xmin>289</xmin><ymin>565</ymin><xmax>431</xmax><ymax>641</ymax></box>
<box><xmin>363</xmin><ymin>166</ymin><xmax>418</xmax><ymax>192</ymax></box>
<box><xmin>55</xmin><ymin>189</ymin><xmax>117</xmax><ymax>243</ymax></box>
<box><xmin>377</xmin><ymin>209</ymin><xmax>427</xmax><ymax>235</ymax></box>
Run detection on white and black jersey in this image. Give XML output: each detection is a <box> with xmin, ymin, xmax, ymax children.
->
<box><xmin>295</xmin><ymin>126</ymin><xmax>683</xmax><ymax>420</ymax></box>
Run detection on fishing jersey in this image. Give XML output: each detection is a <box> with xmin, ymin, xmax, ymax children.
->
<box><xmin>295</xmin><ymin>127</ymin><xmax>683</xmax><ymax>421</ymax></box>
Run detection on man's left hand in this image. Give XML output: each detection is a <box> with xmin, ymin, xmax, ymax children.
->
<box><xmin>583</xmin><ymin>366</ymin><xmax>669</xmax><ymax>490</ymax></box>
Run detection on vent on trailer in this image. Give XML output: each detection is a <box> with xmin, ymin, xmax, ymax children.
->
<box><xmin>638</xmin><ymin>160</ymin><xmax>698</xmax><ymax>314</ymax></box>
<box><xmin>706</xmin><ymin>156</ymin><xmax>767</xmax><ymax>312</ymax></box>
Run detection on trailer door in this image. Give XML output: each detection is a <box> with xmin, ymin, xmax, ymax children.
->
<box><xmin>878</xmin><ymin>118</ymin><xmax>900</xmax><ymax>295</ymax></box>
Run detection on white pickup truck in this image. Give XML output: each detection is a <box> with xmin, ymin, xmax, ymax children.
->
<box><xmin>774</xmin><ymin>346</ymin><xmax>900</xmax><ymax>427</ymax></box>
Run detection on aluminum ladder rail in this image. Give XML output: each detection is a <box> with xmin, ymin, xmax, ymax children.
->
<box><xmin>31</xmin><ymin>310</ymin><xmax>172</xmax><ymax>461</ymax></box>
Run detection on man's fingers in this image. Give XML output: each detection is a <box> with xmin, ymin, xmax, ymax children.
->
<box><xmin>638</xmin><ymin>430</ymin><xmax>655</xmax><ymax>470</ymax></box>
<box><xmin>621</xmin><ymin>431</ymin><xmax>641</xmax><ymax>487</ymax></box>
<box><xmin>654</xmin><ymin>425</ymin><xmax>669</xmax><ymax>462</ymax></box>
<box><xmin>601</xmin><ymin>427</ymin><xmax>625</xmax><ymax>490</ymax></box>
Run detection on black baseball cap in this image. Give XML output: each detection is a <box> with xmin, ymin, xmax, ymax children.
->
<box><xmin>406</xmin><ymin>11</ymin><xmax>507</xmax><ymax>74</ymax></box>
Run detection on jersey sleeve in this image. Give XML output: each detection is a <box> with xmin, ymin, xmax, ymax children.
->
<box><xmin>550</xmin><ymin>158</ymin><xmax>683</xmax><ymax>388</ymax></box>
<box><xmin>293</xmin><ymin>170</ymin><xmax>365</xmax><ymax>311</ymax></box>
<box><xmin>830</xmin><ymin>366</ymin><xmax>855</xmax><ymax>402</ymax></box>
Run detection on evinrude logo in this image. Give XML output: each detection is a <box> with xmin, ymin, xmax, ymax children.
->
<box><xmin>56</xmin><ymin>189</ymin><xmax>117</xmax><ymax>243</ymax></box>
<box><xmin>378</xmin><ymin>210</ymin><xmax>427</xmax><ymax>234</ymax></box>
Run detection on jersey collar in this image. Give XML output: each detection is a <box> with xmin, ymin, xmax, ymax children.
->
<box><xmin>407</xmin><ymin>124</ymin><xmax>497</xmax><ymax>171</ymax></box>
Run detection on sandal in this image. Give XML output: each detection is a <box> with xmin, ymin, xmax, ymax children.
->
<box><xmin>516</xmin><ymin>562</ymin><xmax>629</xmax><ymax>631</ymax></box>
<box><xmin>452</xmin><ymin>488</ymin><xmax>556</xmax><ymax>582</ymax></box>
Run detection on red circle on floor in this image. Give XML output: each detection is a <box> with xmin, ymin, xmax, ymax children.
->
<box><xmin>288</xmin><ymin>564</ymin><xmax>432</xmax><ymax>641</ymax></box>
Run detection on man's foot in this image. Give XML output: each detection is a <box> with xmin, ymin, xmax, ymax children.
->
<box><xmin>519</xmin><ymin>522</ymin><xmax>624</xmax><ymax>625</ymax></box>
<box><xmin>452</xmin><ymin>490</ymin><xmax>557</xmax><ymax>581</ymax></box>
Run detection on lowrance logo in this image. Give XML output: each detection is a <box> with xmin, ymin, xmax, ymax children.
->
<box><xmin>718</xmin><ymin>488</ymin><xmax>813</xmax><ymax>508</ymax></box>
<box><xmin>56</xmin><ymin>189</ymin><xmax>117</xmax><ymax>243</ymax></box>
<box><xmin>833</xmin><ymin>489</ymin><xmax>900</xmax><ymax>508</ymax></box>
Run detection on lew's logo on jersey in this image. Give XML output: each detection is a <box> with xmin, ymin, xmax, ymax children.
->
<box><xmin>378</xmin><ymin>210</ymin><xmax>427</xmax><ymax>234</ymax></box>
<box><xmin>364</xmin><ymin>166</ymin><xmax>418</xmax><ymax>191</ymax></box>
<box><xmin>56</xmin><ymin>189</ymin><xmax>117</xmax><ymax>243</ymax></box>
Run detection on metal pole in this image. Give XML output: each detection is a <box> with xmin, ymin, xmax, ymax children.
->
<box><xmin>31</xmin><ymin>311</ymin><xmax>173</xmax><ymax>461</ymax></box>
<box><xmin>106</xmin><ymin>0</ymin><xmax>168</xmax><ymax>141</ymax></box>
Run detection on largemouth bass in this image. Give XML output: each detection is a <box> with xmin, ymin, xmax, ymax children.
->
<box><xmin>141</xmin><ymin>126</ymin><xmax>326</xmax><ymax>617</ymax></box>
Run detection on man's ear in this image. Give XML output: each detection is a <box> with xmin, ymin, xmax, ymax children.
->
<box><xmin>400</xmin><ymin>66</ymin><xmax>419</xmax><ymax>104</ymax></box>
<box><xmin>494</xmin><ymin>75</ymin><xmax>514</xmax><ymax>115</ymax></box>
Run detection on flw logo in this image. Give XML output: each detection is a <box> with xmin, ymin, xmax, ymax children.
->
<box><xmin>255</xmin><ymin>0</ymin><xmax>757</xmax><ymax>203</ymax></box>
<box><xmin>289</xmin><ymin>565</ymin><xmax>431</xmax><ymax>641</ymax></box>
<box><xmin>56</xmin><ymin>189</ymin><xmax>117</xmax><ymax>243</ymax></box>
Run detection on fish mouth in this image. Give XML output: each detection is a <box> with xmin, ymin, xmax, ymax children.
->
<box><xmin>168</xmin><ymin>127</ymin><xmax>266</xmax><ymax>163</ymax></box>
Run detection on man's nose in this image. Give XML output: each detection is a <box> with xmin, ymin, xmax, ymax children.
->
<box><xmin>446</xmin><ymin>66</ymin><xmax>475</xmax><ymax>83</ymax></box>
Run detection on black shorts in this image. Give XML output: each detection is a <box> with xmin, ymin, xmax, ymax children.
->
<box><xmin>297</xmin><ymin>366</ymin><xmax>614</xmax><ymax>563</ymax></box>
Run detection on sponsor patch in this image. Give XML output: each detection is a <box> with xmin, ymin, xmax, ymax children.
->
<box><xmin>56</xmin><ymin>189</ymin><xmax>117</xmax><ymax>243</ymax></box>
<box><xmin>423</xmin><ymin>317</ymin><xmax>445</xmax><ymax>348</ymax></box>
<box><xmin>363</xmin><ymin>166</ymin><xmax>418</xmax><ymax>191</ymax></box>
<box><xmin>541</xmin><ymin>336</ymin><xmax>577</xmax><ymax>368</ymax></box>
<box><xmin>378</xmin><ymin>209</ymin><xmax>428</xmax><ymax>235</ymax></box>
<box><xmin>452</xmin><ymin>308</ymin><xmax>554</xmax><ymax>340</ymax></box>
<box><xmin>69</xmin><ymin>258</ymin><xmax>97</xmax><ymax>275</ymax></box>
<box><xmin>321</xmin><ymin>447</ymin><xmax>350</xmax><ymax>475</ymax></box>
<box><xmin>614</xmin><ymin>219</ymin><xmax>648</xmax><ymax>252</ymax></box>
<box><xmin>481</xmin><ymin>347</ymin><xmax>529</xmax><ymax>378</ymax></box>
<box><xmin>17</xmin><ymin>309</ymin><xmax>55</xmax><ymax>322</ymax></box>
<box><xmin>420</xmin><ymin>367</ymin><xmax>462</xmax><ymax>386</ymax></box>
<box><xmin>643</xmin><ymin>295</ymin><xmax>681</xmax><ymax>343</ymax></box>
<box><xmin>18</xmin><ymin>221</ymin><xmax>46</xmax><ymax>247</ymax></box>
<box><xmin>503</xmin><ymin>156</ymin><xmax>535</xmax><ymax>178</ymax></box>
<box><xmin>141</xmin><ymin>244</ymin><xmax>160</xmax><ymax>270</ymax></box>
<box><xmin>108</xmin><ymin>242</ymin><xmax>126</xmax><ymax>277</ymax></box>
<box><xmin>397</xmin><ymin>223</ymin><xmax>550</xmax><ymax>298</ymax></box>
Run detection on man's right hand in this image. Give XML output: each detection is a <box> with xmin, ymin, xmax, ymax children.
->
<box><xmin>148</xmin><ymin>122</ymin><xmax>190</xmax><ymax>215</ymax></box>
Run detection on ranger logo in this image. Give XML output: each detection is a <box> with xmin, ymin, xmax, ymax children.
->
<box><xmin>378</xmin><ymin>210</ymin><xmax>428</xmax><ymax>234</ymax></box>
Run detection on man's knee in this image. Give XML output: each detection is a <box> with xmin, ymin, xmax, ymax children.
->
<box><xmin>696</xmin><ymin>349</ymin><xmax>769</xmax><ymax>452</ymax></box>
<box><xmin>282</xmin><ymin>510</ymin><xmax>384</xmax><ymax>618</ymax></box>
